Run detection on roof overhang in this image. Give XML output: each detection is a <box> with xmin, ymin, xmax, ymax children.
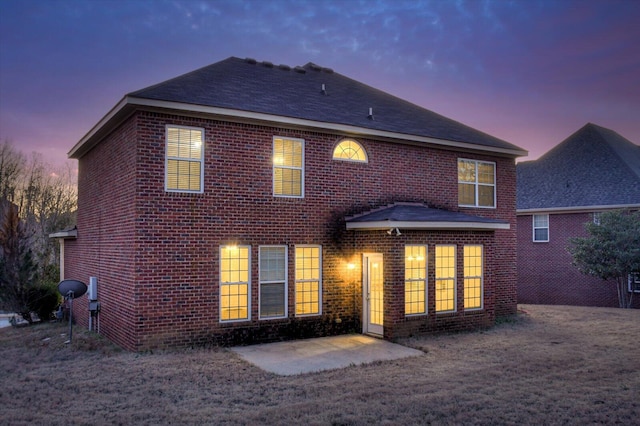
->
<box><xmin>48</xmin><ymin>228</ymin><xmax>78</xmax><ymax>239</ymax></box>
<box><xmin>69</xmin><ymin>96</ymin><xmax>529</xmax><ymax>159</ymax></box>
<box><xmin>345</xmin><ymin>203</ymin><xmax>511</xmax><ymax>231</ymax></box>
<box><xmin>516</xmin><ymin>203</ymin><xmax>640</xmax><ymax>215</ymax></box>
<box><xmin>346</xmin><ymin>220</ymin><xmax>510</xmax><ymax>231</ymax></box>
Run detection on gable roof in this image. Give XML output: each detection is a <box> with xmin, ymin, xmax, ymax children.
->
<box><xmin>345</xmin><ymin>202</ymin><xmax>510</xmax><ymax>231</ymax></box>
<box><xmin>517</xmin><ymin>123</ymin><xmax>640</xmax><ymax>212</ymax></box>
<box><xmin>69</xmin><ymin>56</ymin><xmax>526</xmax><ymax>159</ymax></box>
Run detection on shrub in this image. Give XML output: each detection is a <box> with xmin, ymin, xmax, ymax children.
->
<box><xmin>27</xmin><ymin>282</ymin><xmax>60</xmax><ymax>322</ymax></box>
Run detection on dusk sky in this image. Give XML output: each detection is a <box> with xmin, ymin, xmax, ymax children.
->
<box><xmin>1</xmin><ymin>0</ymin><xmax>639</xmax><ymax>167</ymax></box>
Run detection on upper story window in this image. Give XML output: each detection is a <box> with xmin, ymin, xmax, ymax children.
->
<box><xmin>332</xmin><ymin>139</ymin><xmax>368</xmax><ymax>162</ymax></box>
<box><xmin>165</xmin><ymin>126</ymin><xmax>204</xmax><ymax>193</ymax></box>
<box><xmin>458</xmin><ymin>159</ymin><xmax>496</xmax><ymax>208</ymax></box>
<box><xmin>533</xmin><ymin>214</ymin><xmax>549</xmax><ymax>242</ymax></box>
<box><xmin>273</xmin><ymin>136</ymin><xmax>304</xmax><ymax>198</ymax></box>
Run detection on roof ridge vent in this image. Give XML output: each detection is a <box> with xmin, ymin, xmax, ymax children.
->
<box><xmin>262</xmin><ymin>61</ymin><xmax>274</xmax><ymax>68</ymax></box>
<box><xmin>309</xmin><ymin>63</ymin><xmax>322</xmax><ymax>71</ymax></box>
<box><xmin>245</xmin><ymin>58</ymin><xmax>257</xmax><ymax>64</ymax></box>
<box><xmin>278</xmin><ymin>64</ymin><xmax>291</xmax><ymax>71</ymax></box>
<box><xmin>294</xmin><ymin>66</ymin><xmax>306</xmax><ymax>74</ymax></box>
<box><xmin>322</xmin><ymin>67</ymin><xmax>334</xmax><ymax>74</ymax></box>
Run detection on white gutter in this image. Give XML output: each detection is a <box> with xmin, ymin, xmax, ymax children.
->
<box><xmin>346</xmin><ymin>220</ymin><xmax>510</xmax><ymax>231</ymax></box>
<box><xmin>516</xmin><ymin>204</ymin><xmax>640</xmax><ymax>215</ymax></box>
<box><xmin>69</xmin><ymin>96</ymin><xmax>528</xmax><ymax>159</ymax></box>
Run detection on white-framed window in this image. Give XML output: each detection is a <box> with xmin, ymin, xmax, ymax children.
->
<box><xmin>220</xmin><ymin>245</ymin><xmax>250</xmax><ymax>322</ymax></box>
<box><xmin>295</xmin><ymin>245</ymin><xmax>322</xmax><ymax>316</ymax></box>
<box><xmin>273</xmin><ymin>136</ymin><xmax>304</xmax><ymax>197</ymax></box>
<box><xmin>464</xmin><ymin>245</ymin><xmax>483</xmax><ymax>310</ymax></box>
<box><xmin>629</xmin><ymin>273</ymin><xmax>640</xmax><ymax>293</ymax></box>
<box><xmin>533</xmin><ymin>214</ymin><xmax>549</xmax><ymax>242</ymax></box>
<box><xmin>332</xmin><ymin>139</ymin><xmax>368</xmax><ymax>163</ymax></box>
<box><xmin>165</xmin><ymin>125</ymin><xmax>204</xmax><ymax>193</ymax></box>
<box><xmin>435</xmin><ymin>245</ymin><xmax>456</xmax><ymax>313</ymax></box>
<box><xmin>458</xmin><ymin>159</ymin><xmax>496</xmax><ymax>208</ymax></box>
<box><xmin>405</xmin><ymin>245</ymin><xmax>427</xmax><ymax>316</ymax></box>
<box><xmin>259</xmin><ymin>246</ymin><xmax>287</xmax><ymax>319</ymax></box>
<box><xmin>593</xmin><ymin>212</ymin><xmax>602</xmax><ymax>225</ymax></box>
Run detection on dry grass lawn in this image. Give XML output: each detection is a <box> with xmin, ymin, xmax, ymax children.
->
<box><xmin>1</xmin><ymin>304</ymin><xmax>639</xmax><ymax>425</ymax></box>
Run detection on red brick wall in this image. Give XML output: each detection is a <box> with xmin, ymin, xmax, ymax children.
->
<box><xmin>67</xmin><ymin>110</ymin><xmax>519</xmax><ymax>350</ymax></box>
<box><xmin>517</xmin><ymin>212</ymin><xmax>639</xmax><ymax>308</ymax></box>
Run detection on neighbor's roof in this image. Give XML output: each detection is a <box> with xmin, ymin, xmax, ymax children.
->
<box><xmin>517</xmin><ymin>123</ymin><xmax>640</xmax><ymax>213</ymax></box>
<box><xmin>69</xmin><ymin>56</ymin><xmax>526</xmax><ymax>159</ymax></box>
<box><xmin>345</xmin><ymin>202</ymin><xmax>510</xmax><ymax>231</ymax></box>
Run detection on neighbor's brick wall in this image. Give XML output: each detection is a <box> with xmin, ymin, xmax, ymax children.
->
<box><xmin>517</xmin><ymin>212</ymin><xmax>639</xmax><ymax>308</ymax></box>
<box><xmin>68</xmin><ymin>110</ymin><xmax>519</xmax><ymax>350</ymax></box>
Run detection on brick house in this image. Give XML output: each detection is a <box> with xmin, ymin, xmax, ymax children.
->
<box><xmin>517</xmin><ymin>123</ymin><xmax>640</xmax><ymax>308</ymax></box>
<box><xmin>57</xmin><ymin>57</ymin><xmax>526</xmax><ymax>350</ymax></box>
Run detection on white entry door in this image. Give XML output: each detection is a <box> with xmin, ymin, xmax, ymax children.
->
<box><xmin>363</xmin><ymin>253</ymin><xmax>384</xmax><ymax>336</ymax></box>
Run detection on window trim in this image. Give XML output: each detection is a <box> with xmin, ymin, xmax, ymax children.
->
<box><xmin>219</xmin><ymin>245</ymin><xmax>251</xmax><ymax>323</ymax></box>
<box><xmin>532</xmin><ymin>214</ymin><xmax>550</xmax><ymax>242</ymax></box>
<box><xmin>629</xmin><ymin>273</ymin><xmax>640</xmax><ymax>294</ymax></box>
<box><xmin>463</xmin><ymin>245</ymin><xmax>484</xmax><ymax>311</ymax></box>
<box><xmin>404</xmin><ymin>245</ymin><xmax>428</xmax><ymax>317</ymax></box>
<box><xmin>258</xmin><ymin>245</ymin><xmax>288</xmax><ymax>320</ymax></box>
<box><xmin>332</xmin><ymin>138</ymin><xmax>368</xmax><ymax>163</ymax></box>
<box><xmin>435</xmin><ymin>244</ymin><xmax>457</xmax><ymax>314</ymax></box>
<box><xmin>458</xmin><ymin>158</ymin><xmax>496</xmax><ymax>209</ymax></box>
<box><xmin>273</xmin><ymin>136</ymin><xmax>305</xmax><ymax>198</ymax></box>
<box><xmin>295</xmin><ymin>245</ymin><xmax>322</xmax><ymax>317</ymax></box>
<box><xmin>165</xmin><ymin>125</ymin><xmax>204</xmax><ymax>194</ymax></box>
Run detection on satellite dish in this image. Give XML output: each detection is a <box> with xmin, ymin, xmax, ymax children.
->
<box><xmin>57</xmin><ymin>280</ymin><xmax>88</xmax><ymax>344</ymax></box>
<box><xmin>58</xmin><ymin>279</ymin><xmax>87</xmax><ymax>299</ymax></box>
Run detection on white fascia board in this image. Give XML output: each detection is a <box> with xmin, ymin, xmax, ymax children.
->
<box><xmin>516</xmin><ymin>204</ymin><xmax>640</xmax><ymax>215</ymax></box>
<box><xmin>71</xmin><ymin>96</ymin><xmax>527</xmax><ymax>158</ymax></box>
<box><xmin>48</xmin><ymin>229</ymin><xmax>78</xmax><ymax>239</ymax></box>
<box><xmin>345</xmin><ymin>220</ymin><xmax>510</xmax><ymax>231</ymax></box>
<box><xmin>68</xmin><ymin>96</ymin><xmax>131</xmax><ymax>158</ymax></box>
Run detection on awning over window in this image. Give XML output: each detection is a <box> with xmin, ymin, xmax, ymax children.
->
<box><xmin>345</xmin><ymin>202</ymin><xmax>510</xmax><ymax>231</ymax></box>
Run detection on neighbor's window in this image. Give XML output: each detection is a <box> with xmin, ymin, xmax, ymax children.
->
<box><xmin>533</xmin><ymin>214</ymin><xmax>549</xmax><ymax>242</ymax></box>
<box><xmin>458</xmin><ymin>159</ymin><xmax>496</xmax><ymax>208</ymax></box>
<box><xmin>464</xmin><ymin>245</ymin><xmax>483</xmax><ymax>310</ymax></box>
<box><xmin>332</xmin><ymin>139</ymin><xmax>368</xmax><ymax>162</ymax></box>
<box><xmin>629</xmin><ymin>273</ymin><xmax>640</xmax><ymax>293</ymax></box>
<box><xmin>295</xmin><ymin>245</ymin><xmax>321</xmax><ymax>316</ymax></box>
<box><xmin>273</xmin><ymin>136</ymin><xmax>304</xmax><ymax>197</ymax></box>
<box><xmin>166</xmin><ymin>125</ymin><xmax>204</xmax><ymax>193</ymax></box>
<box><xmin>593</xmin><ymin>212</ymin><xmax>602</xmax><ymax>225</ymax></box>
<box><xmin>220</xmin><ymin>245</ymin><xmax>250</xmax><ymax>322</ymax></box>
<box><xmin>435</xmin><ymin>245</ymin><xmax>456</xmax><ymax>313</ymax></box>
<box><xmin>405</xmin><ymin>245</ymin><xmax>427</xmax><ymax>315</ymax></box>
<box><xmin>259</xmin><ymin>246</ymin><xmax>287</xmax><ymax>319</ymax></box>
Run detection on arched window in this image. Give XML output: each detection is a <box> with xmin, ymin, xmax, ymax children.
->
<box><xmin>332</xmin><ymin>139</ymin><xmax>368</xmax><ymax>163</ymax></box>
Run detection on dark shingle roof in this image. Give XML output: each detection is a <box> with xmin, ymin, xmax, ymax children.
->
<box><xmin>517</xmin><ymin>123</ymin><xmax>640</xmax><ymax>210</ymax></box>
<box><xmin>128</xmin><ymin>56</ymin><xmax>524</xmax><ymax>154</ymax></box>
<box><xmin>345</xmin><ymin>202</ymin><xmax>509</xmax><ymax>230</ymax></box>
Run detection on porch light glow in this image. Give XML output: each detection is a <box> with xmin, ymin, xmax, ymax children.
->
<box><xmin>347</xmin><ymin>262</ymin><xmax>356</xmax><ymax>270</ymax></box>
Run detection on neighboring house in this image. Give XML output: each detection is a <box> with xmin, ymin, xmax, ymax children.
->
<box><xmin>57</xmin><ymin>57</ymin><xmax>526</xmax><ymax>350</ymax></box>
<box><xmin>517</xmin><ymin>123</ymin><xmax>640</xmax><ymax>308</ymax></box>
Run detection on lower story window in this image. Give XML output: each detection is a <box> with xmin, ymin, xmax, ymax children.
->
<box><xmin>295</xmin><ymin>245</ymin><xmax>321</xmax><ymax>316</ymax></box>
<box><xmin>464</xmin><ymin>245</ymin><xmax>483</xmax><ymax>310</ymax></box>
<box><xmin>436</xmin><ymin>245</ymin><xmax>456</xmax><ymax>313</ymax></box>
<box><xmin>629</xmin><ymin>273</ymin><xmax>640</xmax><ymax>293</ymax></box>
<box><xmin>405</xmin><ymin>245</ymin><xmax>427</xmax><ymax>315</ymax></box>
<box><xmin>220</xmin><ymin>245</ymin><xmax>250</xmax><ymax>321</ymax></box>
<box><xmin>259</xmin><ymin>246</ymin><xmax>287</xmax><ymax>319</ymax></box>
